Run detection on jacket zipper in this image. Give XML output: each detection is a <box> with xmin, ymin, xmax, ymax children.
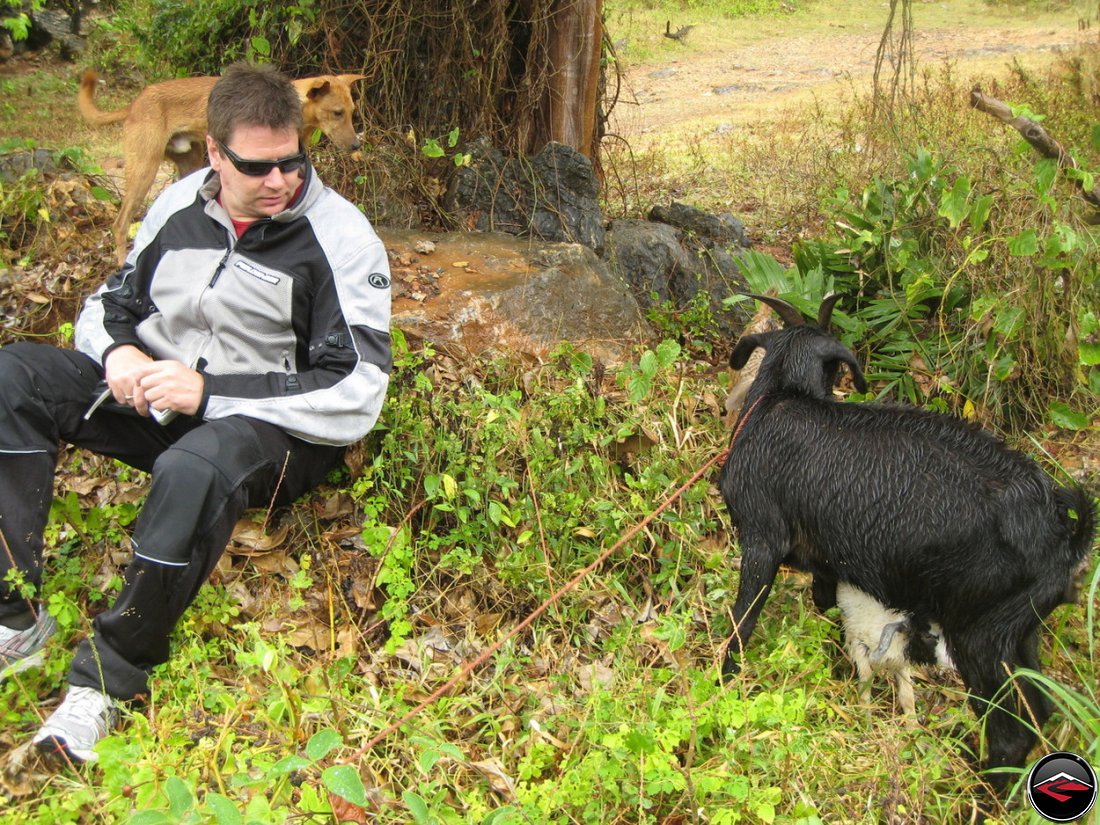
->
<box><xmin>209</xmin><ymin>235</ymin><xmax>233</xmax><ymax>287</ymax></box>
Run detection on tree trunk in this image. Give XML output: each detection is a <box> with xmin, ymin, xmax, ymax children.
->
<box><xmin>525</xmin><ymin>0</ymin><xmax>603</xmax><ymax>159</ymax></box>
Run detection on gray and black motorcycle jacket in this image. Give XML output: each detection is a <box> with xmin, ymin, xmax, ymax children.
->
<box><xmin>75</xmin><ymin>164</ymin><xmax>392</xmax><ymax>446</ymax></box>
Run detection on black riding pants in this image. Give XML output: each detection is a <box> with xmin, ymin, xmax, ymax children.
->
<box><xmin>0</xmin><ymin>342</ymin><xmax>344</xmax><ymax>699</ymax></box>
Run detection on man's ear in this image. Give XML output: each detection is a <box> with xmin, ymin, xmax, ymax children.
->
<box><xmin>206</xmin><ymin>136</ymin><xmax>221</xmax><ymax>170</ymax></box>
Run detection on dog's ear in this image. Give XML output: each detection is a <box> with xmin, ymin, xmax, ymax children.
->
<box><xmin>337</xmin><ymin>74</ymin><xmax>367</xmax><ymax>86</ymax></box>
<box><xmin>304</xmin><ymin>79</ymin><xmax>333</xmax><ymax>101</ymax></box>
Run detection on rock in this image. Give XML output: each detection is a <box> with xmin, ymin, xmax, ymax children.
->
<box><xmin>0</xmin><ymin>149</ymin><xmax>68</xmax><ymax>183</ymax></box>
<box><xmin>381</xmin><ymin>228</ymin><xmax>647</xmax><ymax>363</ymax></box>
<box><xmin>603</xmin><ymin>219</ymin><xmax>694</xmax><ymax>305</ymax></box>
<box><xmin>443</xmin><ymin>138</ymin><xmax>605</xmax><ymax>253</ymax></box>
<box><xmin>647</xmin><ymin>201</ymin><xmax>749</xmax><ymax>248</ymax></box>
<box><xmin>0</xmin><ymin>4</ymin><xmax>85</xmax><ymax>59</ymax></box>
<box><xmin>603</xmin><ymin>214</ymin><xmax>753</xmax><ymax>336</ymax></box>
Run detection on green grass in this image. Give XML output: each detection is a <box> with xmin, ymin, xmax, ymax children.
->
<box><xmin>0</xmin><ymin>334</ymin><xmax>1096</xmax><ymax>824</ymax></box>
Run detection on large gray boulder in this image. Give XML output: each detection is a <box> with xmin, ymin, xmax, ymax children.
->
<box><xmin>603</xmin><ymin>211</ymin><xmax>752</xmax><ymax>335</ymax></box>
<box><xmin>0</xmin><ymin>5</ymin><xmax>85</xmax><ymax>60</ymax></box>
<box><xmin>602</xmin><ymin>220</ymin><xmax>695</xmax><ymax>306</ymax></box>
<box><xmin>381</xmin><ymin>229</ymin><xmax>647</xmax><ymax>364</ymax></box>
<box><xmin>647</xmin><ymin>202</ymin><xmax>749</xmax><ymax>248</ymax></box>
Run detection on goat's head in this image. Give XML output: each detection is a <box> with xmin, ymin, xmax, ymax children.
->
<box><xmin>730</xmin><ymin>293</ymin><xmax>867</xmax><ymax>400</ymax></box>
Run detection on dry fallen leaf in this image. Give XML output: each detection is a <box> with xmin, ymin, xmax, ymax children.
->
<box><xmin>576</xmin><ymin>657</ymin><xmax>615</xmax><ymax>693</ymax></box>
<box><xmin>474</xmin><ymin>612</ymin><xmax>504</xmax><ymax>637</ymax></box>
<box><xmin>315</xmin><ymin>491</ymin><xmax>355</xmax><ymax>520</ymax></box>
<box><xmin>228</xmin><ymin>520</ymin><xmax>289</xmax><ymax>555</ymax></box>
<box><xmin>248</xmin><ymin>550</ymin><xmax>299</xmax><ymax>576</ymax></box>
<box><xmin>327</xmin><ymin>791</ymin><xmax>370</xmax><ymax>824</ymax></box>
<box><xmin>0</xmin><ymin>740</ymin><xmax>43</xmax><ymax>797</ymax></box>
<box><xmin>467</xmin><ymin>757</ymin><xmax>518</xmax><ymax>800</ymax></box>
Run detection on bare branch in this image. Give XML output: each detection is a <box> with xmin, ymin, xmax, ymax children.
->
<box><xmin>969</xmin><ymin>85</ymin><xmax>1100</xmax><ymax>209</ymax></box>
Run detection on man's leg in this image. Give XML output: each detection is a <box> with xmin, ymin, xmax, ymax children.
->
<box><xmin>0</xmin><ymin>342</ymin><xmax>189</xmax><ymax>625</ymax></box>
<box><xmin>65</xmin><ymin>416</ymin><xmax>344</xmax><ymax>699</ymax></box>
<box><xmin>0</xmin><ymin>343</ymin><xmax>98</xmax><ymax>623</ymax></box>
<box><xmin>0</xmin><ymin>342</ymin><xmax>195</xmax><ymax>681</ymax></box>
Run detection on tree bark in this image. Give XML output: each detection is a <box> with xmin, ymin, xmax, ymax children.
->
<box><xmin>528</xmin><ymin>0</ymin><xmax>603</xmax><ymax>159</ymax></box>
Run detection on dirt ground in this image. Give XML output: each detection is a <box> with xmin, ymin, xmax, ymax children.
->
<box><xmin>609</xmin><ymin>6</ymin><xmax>1095</xmax><ymax>141</ymax></box>
<box><xmin>600</xmin><ymin>2</ymin><xmax>1100</xmax><ymax>479</ymax></box>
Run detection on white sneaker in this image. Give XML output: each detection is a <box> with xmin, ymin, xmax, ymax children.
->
<box><xmin>0</xmin><ymin>611</ymin><xmax>58</xmax><ymax>680</ymax></box>
<box><xmin>33</xmin><ymin>685</ymin><xmax>120</xmax><ymax>763</ymax></box>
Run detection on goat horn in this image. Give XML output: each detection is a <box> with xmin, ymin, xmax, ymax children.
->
<box><xmin>739</xmin><ymin>292</ymin><xmax>805</xmax><ymax>327</ymax></box>
<box><xmin>817</xmin><ymin>293</ymin><xmax>842</xmax><ymax>329</ymax></box>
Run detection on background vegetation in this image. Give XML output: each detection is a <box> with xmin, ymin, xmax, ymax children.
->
<box><xmin>1</xmin><ymin>0</ymin><xmax>1098</xmax><ymax>823</ymax></box>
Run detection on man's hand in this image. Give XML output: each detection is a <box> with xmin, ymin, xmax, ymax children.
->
<box><xmin>105</xmin><ymin>346</ymin><xmax>204</xmax><ymax>418</ymax></box>
<box><xmin>132</xmin><ymin>361</ymin><xmax>204</xmax><ymax>418</ymax></box>
<box><xmin>104</xmin><ymin>345</ymin><xmax>154</xmax><ymax>404</ymax></box>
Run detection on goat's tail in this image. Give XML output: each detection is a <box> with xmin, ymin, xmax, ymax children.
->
<box><xmin>1058</xmin><ymin>483</ymin><xmax>1097</xmax><ymax>562</ymax></box>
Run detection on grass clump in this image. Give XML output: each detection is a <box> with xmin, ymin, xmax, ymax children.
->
<box><xmin>1</xmin><ymin>331</ymin><xmax>1095</xmax><ymax>824</ymax></box>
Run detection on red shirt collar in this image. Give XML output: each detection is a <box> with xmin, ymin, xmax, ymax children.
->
<box><xmin>219</xmin><ymin>179</ymin><xmax>307</xmax><ymax>238</ymax></box>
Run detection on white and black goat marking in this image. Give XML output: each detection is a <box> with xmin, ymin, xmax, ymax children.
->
<box><xmin>835</xmin><ymin>582</ymin><xmax>954</xmax><ymax>715</ymax></box>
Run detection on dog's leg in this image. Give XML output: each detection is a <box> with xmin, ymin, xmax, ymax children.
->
<box><xmin>113</xmin><ymin>129</ymin><xmax>169</xmax><ymax>265</ymax></box>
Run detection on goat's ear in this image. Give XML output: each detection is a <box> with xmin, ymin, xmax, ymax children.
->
<box><xmin>836</xmin><ymin>353</ymin><xmax>867</xmax><ymax>393</ymax></box>
<box><xmin>814</xmin><ymin>338</ymin><xmax>867</xmax><ymax>393</ymax></box>
<box><xmin>730</xmin><ymin>333</ymin><xmax>767</xmax><ymax>369</ymax></box>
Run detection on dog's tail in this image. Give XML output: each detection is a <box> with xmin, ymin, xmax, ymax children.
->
<box><xmin>78</xmin><ymin>70</ymin><xmax>132</xmax><ymax>126</ymax></box>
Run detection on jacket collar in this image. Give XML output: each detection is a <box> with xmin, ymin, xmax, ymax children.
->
<box><xmin>199</xmin><ymin>162</ymin><xmax>322</xmax><ymax>228</ymax></box>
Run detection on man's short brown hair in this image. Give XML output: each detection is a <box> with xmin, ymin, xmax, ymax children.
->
<box><xmin>206</xmin><ymin>62</ymin><xmax>303</xmax><ymax>146</ymax></box>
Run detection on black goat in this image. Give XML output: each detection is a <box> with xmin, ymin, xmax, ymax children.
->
<box><xmin>718</xmin><ymin>293</ymin><xmax>1096</xmax><ymax>792</ymax></box>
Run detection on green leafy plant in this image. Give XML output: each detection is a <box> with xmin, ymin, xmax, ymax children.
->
<box><xmin>421</xmin><ymin>127</ymin><xmax>472</xmax><ymax>167</ymax></box>
<box><xmin>724</xmin><ymin>143</ymin><xmax>1098</xmax><ymax>428</ymax></box>
<box><xmin>1</xmin><ymin>0</ymin><xmax>42</xmax><ymax>42</ymax></box>
<box><xmin>618</xmin><ymin>339</ymin><xmax>682</xmax><ymax>402</ymax></box>
<box><xmin>107</xmin><ymin>0</ymin><xmax>321</xmax><ymax>76</ymax></box>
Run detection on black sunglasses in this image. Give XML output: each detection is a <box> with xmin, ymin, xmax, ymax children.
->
<box><xmin>217</xmin><ymin>141</ymin><xmax>308</xmax><ymax>177</ymax></box>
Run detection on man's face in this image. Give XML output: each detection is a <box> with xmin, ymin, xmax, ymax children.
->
<box><xmin>207</xmin><ymin>125</ymin><xmax>304</xmax><ymax>222</ymax></box>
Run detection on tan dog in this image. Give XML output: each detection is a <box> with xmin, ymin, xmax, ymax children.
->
<box><xmin>78</xmin><ymin>69</ymin><xmax>365</xmax><ymax>265</ymax></box>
